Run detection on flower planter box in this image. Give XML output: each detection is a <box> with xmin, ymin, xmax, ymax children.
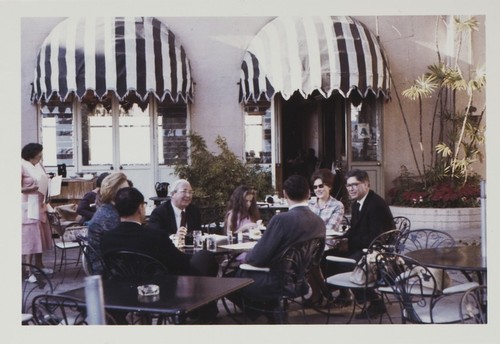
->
<box><xmin>389</xmin><ymin>206</ymin><xmax>481</xmax><ymax>243</ymax></box>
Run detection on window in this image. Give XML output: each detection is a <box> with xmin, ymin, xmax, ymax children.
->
<box><xmin>40</xmin><ymin>94</ymin><xmax>189</xmax><ymax>171</ymax></box>
<box><xmin>40</xmin><ymin>103</ymin><xmax>74</xmax><ymax>167</ymax></box>
<box><xmin>81</xmin><ymin>97</ymin><xmax>113</xmax><ymax>166</ymax></box>
<box><xmin>350</xmin><ymin>95</ymin><xmax>382</xmax><ymax>162</ymax></box>
<box><xmin>244</xmin><ymin>102</ymin><xmax>272</xmax><ymax>164</ymax></box>
<box><xmin>157</xmin><ymin>103</ymin><xmax>188</xmax><ymax>165</ymax></box>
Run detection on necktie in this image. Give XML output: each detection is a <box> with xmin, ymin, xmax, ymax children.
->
<box><xmin>351</xmin><ymin>201</ymin><xmax>360</xmax><ymax>226</ymax></box>
<box><xmin>180</xmin><ymin>210</ymin><xmax>187</xmax><ymax>227</ymax></box>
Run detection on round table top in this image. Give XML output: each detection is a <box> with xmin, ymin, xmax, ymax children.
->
<box><xmin>405</xmin><ymin>245</ymin><xmax>486</xmax><ymax>271</ymax></box>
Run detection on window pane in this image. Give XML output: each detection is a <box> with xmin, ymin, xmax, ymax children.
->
<box><xmin>119</xmin><ymin>103</ymin><xmax>151</xmax><ymax>165</ymax></box>
<box><xmin>350</xmin><ymin>97</ymin><xmax>382</xmax><ymax>161</ymax></box>
<box><xmin>81</xmin><ymin>102</ymin><xmax>113</xmax><ymax>166</ymax></box>
<box><xmin>40</xmin><ymin>104</ymin><xmax>74</xmax><ymax>167</ymax></box>
<box><xmin>157</xmin><ymin>103</ymin><xmax>188</xmax><ymax>165</ymax></box>
<box><xmin>244</xmin><ymin>109</ymin><xmax>272</xmax><ymax>163</ymax></box>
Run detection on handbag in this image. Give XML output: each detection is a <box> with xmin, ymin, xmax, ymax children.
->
<box><xmin>349</xmin><ymin>250</ymin><xmax>379</xmax><ymax>285</ymax></box>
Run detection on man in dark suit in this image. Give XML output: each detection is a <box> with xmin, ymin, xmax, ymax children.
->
<box><xmin>229</xmin><ymin>175</ymin><xmax>325</xmax><ymax>319</ymax></box>
<box><xmin>343</xmin><ymin>169</ymin><xmax>394</xmax><ymax>319</ymax></box>
<box><xmin>100</xmin><ymin>187</ymin><xmax>217</xmax><ymax>277</ymax></box>
<box><xmin>148</xmin><ymin>179</ymin><xmax>201</xmax><ymax>243</ymax></box>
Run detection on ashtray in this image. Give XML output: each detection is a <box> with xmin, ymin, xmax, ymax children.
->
<box><xmin>137</xmin><ymin>284</ymin><xmax>160</xmax><ymax>296</ymax></box>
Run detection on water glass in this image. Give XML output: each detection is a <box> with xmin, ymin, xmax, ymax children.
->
<box><xmin>206</xmin><ymin>236</ymin><xmax>217</xmax><ymax>251</ymax></box>
<box><xmin>193</xmin><ymin>230</ymin><xmax>203</xmax><ymax>249</ymax></box>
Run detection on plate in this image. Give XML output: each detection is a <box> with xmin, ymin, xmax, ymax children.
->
<box><xmin>326</xmin><ymin>229</ymin><xmax>346</xmax><ymax>237</ymax></box>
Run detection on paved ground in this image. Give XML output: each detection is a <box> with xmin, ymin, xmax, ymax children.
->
<box><xmin>23</xmin><ymin>244</ymin><xmax>472</xmax><ymax>326</ymax></box>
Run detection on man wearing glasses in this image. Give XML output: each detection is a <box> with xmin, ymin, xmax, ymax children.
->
<box><xmin>338</xmin><ymin>169</ymin><xmax>394</xmax><ymax>318</ymax></box>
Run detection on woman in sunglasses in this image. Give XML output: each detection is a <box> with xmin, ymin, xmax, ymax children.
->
<box><xmin>305</xmin><ymin>169</ymin><xmax>345</xmax><ymax>306</ymax></box>
<box><xmin>308</xmin><ymin>169</ymin><xmax>344</xmax><ymax>231</ymax></box>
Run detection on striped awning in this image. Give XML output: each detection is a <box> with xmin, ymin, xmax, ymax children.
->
<box><xmin>32</xmin><ymin>17</ymin><xmax>193</xmax><ymax>104</ymax></box>
<box><xmin>239</xmin><ymin>16</ymin><xmax>390</xmax><ymax>103</ymax></box>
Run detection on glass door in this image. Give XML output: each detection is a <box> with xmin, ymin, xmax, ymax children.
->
<box><xmin>348</xmin><ymin>95</ymin><xmax>384</xmax><ymax>195</ymax></box>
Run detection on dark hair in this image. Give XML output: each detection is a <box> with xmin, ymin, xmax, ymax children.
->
<box><xmin>225</xmin><ymin>185</ymin><xmax>260</xmax><ymax>232</ymax></box>
<box><xmin>95</xmin><ymin>173</ymin><xmax>110</xmax><ymax>188</ymax></box>
<box><xmin>311</xmin><ymin>168</ymin><xmax>335</xmax><ymax>188</ymax></box>
<box><xmin>114</xmin><ymin>187</ymin><xmax>144</xmax><ymax>217</ymax></box>
<box><xmin>21</xmin><ymin>143</ymin><xmax>43</xmax><ymax>161</ymax></box>
<box><xmin>345</xmin><ymin>169</ymin><xmax>370</xmax><ymax>183</ymax></box>
<box><xmin>283</xmin><ymin>175</ymin><xmax>310</xmax><ymax>201</ymax></box>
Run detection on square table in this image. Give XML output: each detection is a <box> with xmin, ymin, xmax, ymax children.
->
<box><xmin>58</xmin><ymin>275</ymin><xmax>253</xmax><ymax>324</ymax></box>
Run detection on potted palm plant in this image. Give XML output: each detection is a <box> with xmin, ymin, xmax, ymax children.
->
<box><xmin>387</xmin><ymin>16</ymin><xmax>485</xmax><ymax>243</ymax></box>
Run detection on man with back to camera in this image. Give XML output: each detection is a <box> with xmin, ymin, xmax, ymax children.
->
<box><xmin>100</xmin><ymin>186</ymin><xmax>219</xmax><ymax>323</ymax></box>
<box><xmin>100</xmin><ymin>186</ymin><xmax>217</xmax><ymax>277</ymax></box>
<box><xmin>332</xmin><ymin>168</ymin><xmax>394</xmax><ymax>319</ymax></box>
<box><xmin>148</xmin><ymin>179</ymin><xmax>201</xmax><ymax>243</ymax></box>
<box><xmin>228</xmin><ymin>175</ymin><xmax>325</xmax><ymax>320</ymax></box>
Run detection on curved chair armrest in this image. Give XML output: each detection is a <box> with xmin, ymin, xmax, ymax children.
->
<box><xmin>443</xmin><ymin>282</ymin><xmax>480</xmax><ymax>295</ymax></box>
<box><xmin>325</xmin><ymin>256</ymin><xmax>357</xmax><ymax>264</ymax></box>
<box><xmin>239</xmin><ymin>263</ymin><xmax>270</xmax><ymax>272</ymax></box>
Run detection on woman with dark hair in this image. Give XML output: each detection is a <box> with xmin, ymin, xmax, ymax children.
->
<box><xmin>21</xmin><ymin>143</ymin><xmax>54</xmax><ymax>282</ymax></box>
<box><xmin>76</xmin><ymin>172</ymin><xmax>110</xmax><ymax>224</ymax></box>
<box><xmin>306</xmin><ymin>168</ymin><xmax>344</xmax><ymax>306</ymax></box>
<box><xmin>308</xmin><ymin>169</ymin><xmax>344</xmax><ymax>231</ymax></box>
<box><xmin>224</xmin><ymin>185</ymin><xmax>261</xmax><ymax>235</ymax></box>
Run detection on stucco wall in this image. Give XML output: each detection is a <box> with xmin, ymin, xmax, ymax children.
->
<box><xmin>21</xmin><ymin>15</ymin><xmax>486</xmax><ymax>196</ymax></box>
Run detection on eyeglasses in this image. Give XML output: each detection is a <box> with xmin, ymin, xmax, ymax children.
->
<box><xmin>313</xmin><ymin>184</ymin><xmax>324</xmax><ymax>189</ymax></box>
<box><xmin>346</xmin><ymin>182</ymin><xmax>361</xmax><ymax>189</ymax></box>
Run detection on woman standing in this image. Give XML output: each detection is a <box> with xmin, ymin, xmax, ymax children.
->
<box><xmin>224</xmin><ymin>185</ymin><xmax>261</xmax><ymax>235</ymax></box>
<box><xmin>87</xmin><ymin>172</ymin><xmax>130</xmax><ymax>274</ymax></box>
<box><xmin>21</xmin><ymin>143</ymin><xmax>53</xmax><ymax>281</ymax></box>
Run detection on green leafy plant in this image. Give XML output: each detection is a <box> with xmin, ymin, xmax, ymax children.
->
<box><xmin>174</xmin><ymin>132</ymin><xmax>274</xmax><ymax>214</ymax></box>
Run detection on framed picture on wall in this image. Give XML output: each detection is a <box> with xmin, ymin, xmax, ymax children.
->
<box><xmin>357</xmin><ymin>123</ymin><xmax>370</xmax><ymax>139</ymax></box>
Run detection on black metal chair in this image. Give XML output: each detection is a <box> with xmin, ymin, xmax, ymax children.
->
<box><xmin>46</xmin><ymin>211</ymin><xmax>83</xmax><ymax>282</ymax></box>
<box><xmin>396</xmin><ymin>228</ymin><xmax>455</xmax><ymax>254</ymax></box>
<box><xmin>324</xmin><ymin>229</ymin><xmax>403</xmax><ymax>324</ymax></box>
<box><xmin>75</xmin><ymin>235</ymin><xmax>103</xmax><ymax>276</ymax></box>
<box><xmin>393</xmin><ymin>216</ymin><xmax>411</xmax><ymax>236</ymax></box>
<box><xmin>101</xmin><ymin>250</ymin><xmax>170</xmax><ymax>324</ymax></box>
<box><xmin>460</xmin><ymin>285</ymin><xmax>487</xmax><ymax>323</ymax></box>
<box><xmin>31</xmin><ymin>294</ymin><xmax>88</xmax><ymax>325</ymax></box>
<box><xmin>228</xmin><ymin>237</ymin><xmax>325</xmax><ymax>324</ymax></box>
<box><xmin>31</xmin><ymin>294</ymin><xmax>117</xmax><ymax>325</ymax></box>
<box><xmin>22</xmin><ymin>263</ymin><xmax>54</xmax><ymax>325</ymax></box>
<box><xmin>102</xmin><ymin>250</ymin><xmax>169</xmax><ymax>281</ymax></box>
<box><xmin>375</xmin><ymin>252</ymin><xmax>479</xmax><ymax>324</ymax></box>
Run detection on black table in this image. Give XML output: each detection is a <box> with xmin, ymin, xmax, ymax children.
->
<box><xmin>58</xmin><ymin>275</ymin><xmax>253</xmax><ymax>324</ymax></box>
<box><xmin>405</xmin><ymin>245</ymin><xmax>486</xmax><ymax>284</ymax></box>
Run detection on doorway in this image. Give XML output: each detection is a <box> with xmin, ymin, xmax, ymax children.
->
<box><xmin>277</xmin><ymin>91</ymin><xmax>384</xmax><ymax>198</ymax></box>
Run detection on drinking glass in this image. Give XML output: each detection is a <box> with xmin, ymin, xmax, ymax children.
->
<box><xmin>193</xmin><ymin>230</ymin><xmax>203</xmax><ymax>249</ymax></box>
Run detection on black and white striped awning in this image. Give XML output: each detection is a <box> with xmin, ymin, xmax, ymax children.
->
<box><xmin>239</xmin><ymin>16</ymin><xmax>390</xmax><ymax>103</ymax></box>
<box><xmin>32</xmin><ymin>17</ymin><xmax>193</xmax><ymax>104</ymax></box>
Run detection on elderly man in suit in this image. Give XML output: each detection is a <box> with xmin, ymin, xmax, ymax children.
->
<box><xmin>148</xmin><ymin>179</ymin><xmax>201</xmax><ymax>242</ymax></box>
<box><xmin>340</xmin><ymin>169</ymin><xmax>394</xmax><ymax>319</ymax></box>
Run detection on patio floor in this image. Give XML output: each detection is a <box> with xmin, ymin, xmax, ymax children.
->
<box><xmin>24</xmin><ymin>243</ymin><xmax>473</xmax><ymax>326</ymax></box>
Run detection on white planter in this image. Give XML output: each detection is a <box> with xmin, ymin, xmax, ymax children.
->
<box><xmin>389</xmin><ymin>206</ymin><xmax>481</xmax><ymax>243</ymax></box>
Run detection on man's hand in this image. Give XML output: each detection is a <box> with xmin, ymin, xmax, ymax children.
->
<box><xmin>176</xmin><ymin>226</ymin><xmax>188</xmax><ymax>238</ymax></box>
